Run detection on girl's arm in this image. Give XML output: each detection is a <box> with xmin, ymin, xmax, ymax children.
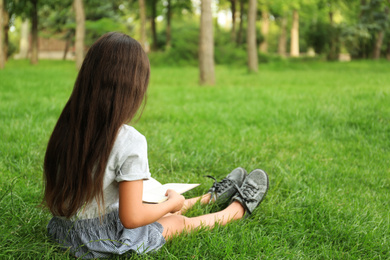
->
<box><xmin>118</xmin><ymin>180</ymin><xmax>185</xmax><ymax>229</ymax></box>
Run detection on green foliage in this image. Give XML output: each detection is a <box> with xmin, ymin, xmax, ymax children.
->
<box><xmin>7</xmin><ymin>40</ymin><xmax>18</xmax><ymax>57</ymax></box>
<box><xmin>85</xmin><ymin>18</ymin><xmax>128</xmax><ymax>46</ymax></box>
<box><xmin>341</xmin><ymin>0</ymin><xmax>390</xmax><ymax>58</ymax></box>
<box><xmin>1</xmin><ymin>60</ymin><xmax>390</xmax><ymax>259</ymax></box>
<box><xmin>214</xmin><ymin>30</ymin><xmax>248</xmax><ymax>66</ymax></box>
<box><xmin>149</xmin><ymin>21</ymin><xmax>200</xmax><ymax>66</ymax></box>
<box><xmin>305</xmin><ymin>20</ymin><xmax>341</xmax><ymax>59</ymax></box>
<box><xmin>305</xmin><ymin>20</ymin><xmax>330</xmax><ymax>54</ymax></box>
<box><xmin>341</xmin><ymin>23</ymin><xmax>372</xmax><ymax>58</ymax></box>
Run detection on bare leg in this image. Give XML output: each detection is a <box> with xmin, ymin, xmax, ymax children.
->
<box><xmin>162</xmin><ymin>193</ymin><xmax>212</xmax><ymax>217</ymax></box>
<box><xmin>181</xmin><ymin>193</ymin><xmax>211</xmax><ymax>213</ymax></box>
<box><xmin>157</xmin><ymin>201</ymin><xmax>245</xmax><ymax>239</ymax></box>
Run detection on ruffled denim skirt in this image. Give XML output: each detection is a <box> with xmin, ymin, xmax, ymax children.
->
<box><xmin>47</xmin><ymin>210</ymin><xmax>165</xmax><ymax>259</ymax></box>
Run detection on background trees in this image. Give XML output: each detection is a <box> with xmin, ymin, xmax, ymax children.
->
<box><xmin>73</xmin><ymin>0</ymin><xmax>84</xmax><ymax>69</ymax></box>
<box><xmin>0</xmin><ymin>0</ymin><xmax>4</xmax><ymax>69</ymax></box>
<box><xmin>199</xmin><ymin>0</ymin><xmax>215</xmax><ymax>85</ymax></box>
<box><xmin>1</xmin><ymin>0</ymin><xmax>389</xmax><ymax>71</ymax></box>
<box><xmin>247</xmin><ymin>0</ymin><xmax>258</xmax><ymax>72</ymax></box>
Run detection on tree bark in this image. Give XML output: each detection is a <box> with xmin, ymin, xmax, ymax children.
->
<box><xmin>30</xmin><ymin>0</ymin><xmax>39</xmax><ymax>65</ymax></box>
<box><xmin>199</xmin><ymin>0</ymin><xmax>215</xmax><ymax>85</ymax></box>
<box><xmin>0</xmin><ymin>0</ymin><xmax>4</xmax><ymax>69</ymax></box>
<box><xmin>139</xmin><ymin>0</ymin><xmax>147</xmax><ymax>51</ymax></box>
<box><xmin>151</xmin><ymin>0</ymin><xmax>158</xmax><ymax>50</ymax></box>
<box><xmin>19</xmin><ymin>19</ymin><xmax>29</xmax><ymax>59</ymax></box>
<box><xmin>259</xmin><ymin>10</ymin><xmax>269</xmax><ymax>53</ymax></box>
<box><xmin>247</xmin><ymin>0</ymin><xmax>258</xmax><ymax>73</ymax></box>
<box><xmin>74</xmin><ymin>0</ymin><xmax>85</xmax><ymax>70</ymax></box>
<box><xmin>328</xmin><ymin>10</ymin><xmax>337</xmax><ymax>60</ymax></box>
<box><xmin>278</xmin><ymin>16</ymin><xmax>287</xmax><ymax>57</ymax></box>
<box><xmin>230</xmin><ymin>0</ymin><xmax>236</xmax><ymax>42</ymax></box>
<box><xmin>166</xmin><ymin>0</ymin><xmax>171</xmax><ymax>49</ymax></box>
<box><xmin>373</xmin><ymin>31</ymin><xmax>384</xmax><ymax>60</ymax></box>
<box><xmin>290</xmin><ymin>9</ymin><xmax>299</xmax><ymax>57</ymax></box>
<box><xmin>373</xmin><ymin>6</ymin><xmax>388</xmax><ymax>60</ymax></box>
<box><xmin>237</xmin><ymin>0</ymin><xmax>244</xmax><ymax>45</ymax></box>
<box><xmin>63</xmin><ymin>31</ymin><xmax>72</xmax><ymax>60</ymax></box>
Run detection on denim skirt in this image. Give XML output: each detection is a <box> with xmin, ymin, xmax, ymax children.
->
<box><xmin>47</xmin><ymin>210</ymin><xmax>166</xmax><ymax>259</ymax></box>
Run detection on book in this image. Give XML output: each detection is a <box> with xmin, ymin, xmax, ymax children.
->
<box><xmin>142</xmin><ymin>177</ymin><xmax>200</xmax><ymax>204</ymax></box>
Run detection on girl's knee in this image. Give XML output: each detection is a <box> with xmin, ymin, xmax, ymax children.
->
<box><xmin>158</xmin><ymin>215</ymin><xmax>188</xmax><ymax>238</ymax></box>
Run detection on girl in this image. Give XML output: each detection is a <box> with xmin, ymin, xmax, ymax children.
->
<box><xmin>43</xmin><ymin>32</ymin><xmax>269</xmax><ymax>259</ymax></box>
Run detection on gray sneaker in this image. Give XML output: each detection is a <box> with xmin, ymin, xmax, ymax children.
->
<box><xmin>232</xmin><ymin>169</ymin><xmax>269</xmax><ymax>215</ymax></box>
<box><xmin>206</xmin><ymin>167</ymin><xmax>247</xmax><ymax>205</ymax></box>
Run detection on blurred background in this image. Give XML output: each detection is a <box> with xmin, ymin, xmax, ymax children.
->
<box><xmin>0</xmin><ymin>0</ymin><xmax>389</xmax><ymax>71</ymax></box>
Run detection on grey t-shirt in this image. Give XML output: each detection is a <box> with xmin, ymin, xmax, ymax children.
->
<box><xmin>72</xmin><ymin>124</ymin><xmax>151</xmax><ymax>220</ymax></box>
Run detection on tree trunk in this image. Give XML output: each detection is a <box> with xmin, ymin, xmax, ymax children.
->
<box><xmin>151</xmin><ymin>0</ymin><xmax>158</xmax><ymax>50</ymax></box>
<box><xmin>247</xmin><ymin>0</ymin><xmax>258</xmax><ymax>73</ymax></box>
<box><xmin>237</xmin><ymin>0</ymin><xmax>244</xmax><ymax>45</ymax></box>
<box><xmin>19</xmin><ymin>19</ymin><xmax>29</xmax><ymax>59</ymax></box>
<box><xmin>0</xmin><ymin>0</ymin><xmax>4</xmax><ymax>69</ymax></box>
<box><xmin>278</xmin><ymin>16</ymin><xmax>287</xmax><ymax>57</ymax></box>
<box><xmin>74</xmin><ymin>0</ymin><xmax>85</xmax><ymax>70</ymax></box>
<box><xmin>30</xmin><ymin>0</ymin><xmax>39</xmax><ymax>65</ymax></box>
<box><xmin>328</xmin><ymin>10</ymin><xmax>337</xmax><ymax>60</ymax></box>
<box><xmin>259</xmin><ymin>10</ymin><xmax>269</xmax><ymax>53</ymax></box>
<box><xmin>373</xmin><ymin>31</ymin><xmax>384</xmax><ymax>60</ymax></box>
<box><xmin>166</xmin><ymin>0</ymin><xmax>171</xmax><ymax>49</ymax></box>
<box><xmin>373</xmin><ymin>5</ymin><xmax>389</xmax><ymax>60</ymax></box>
<box><xmin>199</xmin><ymin>0</ymin><xmax>215</xmax><ymax>85</ymax></box>
<box><xmin>230</xmin><ymin>0</ymin><xmax>236</xmax><ymax>42</ymax></box>
<box><xmin>63</xmin><ymin>31</ymin><xmax>72</xmax><ymax>60</ymax></box>
<box><xmin>290</xmin><ymin>9</ymin><xmax>299</xmax><ymax>57</ymax></box>
<box><xmin>139</xmin><ymin>0</ymin><xmax>147</xmax><ymax>51</ymax></box>
<box><xmin>3</xmin><ymin>6</ymin><xmax>8</xmax><ymax>60</ymax></box>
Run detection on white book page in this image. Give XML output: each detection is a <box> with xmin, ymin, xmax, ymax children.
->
<box><xmin>142</xmin><ymin>179</ymin><xmax>200</xmax><ymax>203</ymax></box>
<box><xmin>143</xmin><ymin>177</ymin><xmax>162</xmax><ymax>191</ymax></box>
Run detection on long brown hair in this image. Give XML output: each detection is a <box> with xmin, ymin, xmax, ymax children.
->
<box><xmin>43</xmin><ymin>32</ymin><xmax>150</xmax><ymax>218</ymax></box>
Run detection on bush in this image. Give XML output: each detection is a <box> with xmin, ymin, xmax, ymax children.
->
<box><xmin>149</xmin><ymin>22</ymin><xmax>199</xmax><ymax>66</ymax></box>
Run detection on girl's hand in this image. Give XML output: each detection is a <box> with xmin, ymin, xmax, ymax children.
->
<box><xmin>165</xmin><ymin>189</ymin><xmax>185</xmax><ymax>213</ymax></box>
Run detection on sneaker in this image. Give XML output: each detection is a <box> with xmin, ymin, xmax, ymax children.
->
<box><xmin>206</xmin><ymin>167</ymin><xmax>247</xmax><ymax>205</ymax></box>
<box><xmin>231</xmin><ymin>169</ymin><xmax>269</xmax><ymax>215</ymax></box>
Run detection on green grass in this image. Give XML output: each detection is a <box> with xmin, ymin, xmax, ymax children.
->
<box><xmin>1</xmin><ymin>59</ymin><xmax>389</xmax><ymax>259</ymax></box>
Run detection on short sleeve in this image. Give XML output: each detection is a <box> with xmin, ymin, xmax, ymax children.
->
<box><xmin>114</xmin><ymin>126</ymin><xmax>151</xmax><ymax>182</ymax></box>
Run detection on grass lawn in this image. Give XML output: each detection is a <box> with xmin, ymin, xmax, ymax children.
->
<box><xmin>0</xmin><ymin>59</ymin><xmax>389</xmax><ymax>259</ymax></box>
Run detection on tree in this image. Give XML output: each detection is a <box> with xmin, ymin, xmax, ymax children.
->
<box><xmin>147</xmin><ymin>0</ymin><xmax>158</xmax><ymax>50</ymax></box>
<box><xmin>199</xmin><ymin>0</ymin><xmax>215</xmax><ymax>85</ymax></box>
<box><xmin>247</xmin><ymin>0</ymin><xmax>258</xmax><ymax>72</ymax></box>
<box><xmin>163</xmin><ymin>0</ymin><xmax>192</xmax><ymax>49</ymax></box>
<box><xmin>230</xmin><ymin>0</ymin><xmax>237</xmax><ymax>42</ymax></box>
<box><xmin>30</xmin><ymin>0</ymin><xmax>38</xmax><ymax>64</ymax></box>
<box><xmin>13</xmin><ymin>0</ymin><xmax>39</xmax><ymax>64</ymax></box>
<box><xmin>2</xmin><ymin>0</ymin><xmax>8</xmax><ymax>61</ymax></box>
<box><xmin>18</xmin><ymin>19</ymin><xmax>29</xmax><ymax>59</ymax></box>
<box><xmin>370</xmin><ymin>0</ymin><xmax>389</xmax><ymax>59</ymax></box>
<box><xmin>74</xmin><ymin>0</ymin><xmax>85</xmax><ymax>69</ymax></box>
<box><xmin>0</xmin><ymin>0</ymin><xmax>4</xmax><ymax>69</ymax></box>
<box><xmin>278</xmin><ymin>15</ymin><xmax>287</xmax><ymax>56</ymax></box>
<box><xmin>237</xmin><ymin>0</ymin><xmax>245</xmax><ymax>45</ymax></box>
<box><xmin>166</xmin><ymin>0</ymin><xmax>171</xmax><ymax>48</ymax></box>
<box><xmin>139</xmin><ymin>0</ymin><xmax>147</xmax><ymax>50</ymax></box>
<box><xmin>259</xmin><ymin>9</ymin><xmax>269</xmax><ymax>53</ymax></box>
<box><xmin>326</xmin><ymin>0</ymin><xmax>339</xmax><ymax>60</ymax></box>
<box><xmin>290</xmin><ymin>9</ymin><xmax>299</xmax><ymax>57</ymax></box>
<box><xmin>270</xmin><ymin>0</ymin><xmax>289</xmax><ymax>57</ymax></box>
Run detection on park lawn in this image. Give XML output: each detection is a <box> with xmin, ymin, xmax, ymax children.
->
<box><xmin>0</xmin><ymin>59</ymin><xmax>389</xmax><ymax>259</ymax></box>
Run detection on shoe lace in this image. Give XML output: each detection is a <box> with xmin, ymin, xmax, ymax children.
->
<box><xmin>205</xmin><ymin>175</ymin><xmax>237</xmax><ymax>201</ymax></box>
<box><xmin>235</xmin><ymin>182</ymin><xmax>258</xmax><ymax>203</ymax></box>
